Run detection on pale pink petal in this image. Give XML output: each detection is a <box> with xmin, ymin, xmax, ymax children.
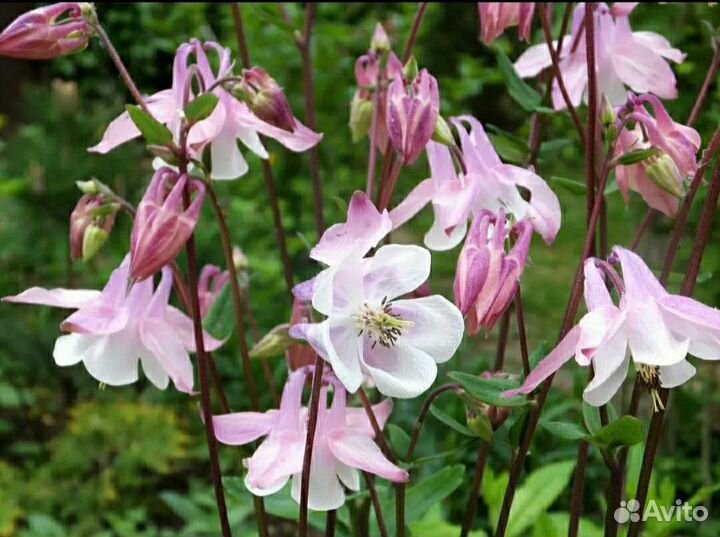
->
<box><xmin>514</xmin><ymin>42</ymin><xmax>555</xmax><ymax>78</ymax></box>
<box><xmin>611</xmin><ymin>3</ymin><xmax>639</xmax><ymax>17</ymax></box>
<box><xmin>576</xmin><ymin>305</ymin><xmax>624</xmax><ymax>365</ymax></box>
<box><xmin>290</xmin><ymin>445</ymin><xmax>345</xmax><ymax>511</ymax></box>
<box><xmin>209</xmin><ymin>128</ymin><xmax>249</xmax><ymax>180</ymax></box>
<box><xmin>611</xmin><ymin>39</ymin><xmax>678</xmax><ymax>99</ymax></box>
<box><xmin>659</xmin><ymin>359</ymin><xmax>696</xmax><ymax>388</ymax></box>
<box><xmin>213</xmin><ymin>411</ymin><xmax>278</xmax><ymax>445</ymax></box>
<box><xmin>233</xmin><ymin>101</ymin><xmax>323</xmax><ymax>152</ymax></box>
<box><xmin>362</xmin><ymin>245</ymin><xmax>431</xmax><ymax>303</ymax></box>
<box><xmin>582</xmin><ymin>326</ymin><xmax>629</xmax><ymax>406</ymax></box>
<box><xmin>361</xmin><ymin>339</ymin><xmax>438</xmax><ymax>399</ymax></box>
<box><xmin>327</xmin><ymin>430</ymin><xmax>409</xmax><ymax>482</ymax></box>
<box><xmin>389</xmin><ymin>178</ymin><xmax>434</xmax><ymax>230</ymax></box>
<box><xmin>3</xmin><ymin>287</ymin><xmax>100</xmax><ymax>308</ymax></box>
<box><xmin>583</xmin><ymin>259</ymin><xmax>614</xmax><ymax>310</ymax></box>
<box><xmin>139</xmin><ymin>318</ymin><xmax>194</xmax><ymax>393</ymax></box>
<box><xmin>625</xmin><ymin>298</ymin><xmax>689</xmax><ymax>366</ymax></box>
<box><xmin>424</xmin><ymin>211</ymin><xmax>467</xmax><ymax>251</ymax></box>
<box><xmin>659</xmin><ymin>295</ymin><xmax>720</xmax><ymax>360</ymax></box>
<box><xmin>632</xmin><ymin>31</ymin><xmax>685</xmax><ymax>63</ymax></box>
<box><xmin>504</xmin><ymin>166</ymin><xmax>561</xmax><ymax>243</ymax></box>
<box><xmin>612</xmin><ymin>247</ymin><xmax>666</xmax><ymax>300</ymax></box>
<box><xmin>247</xmin><ymin>430</ymin><xmax>305</xmax><ymax>495</ymax></box>
<box><xmin>165</xmin><ymin>306</ymin><xmax>225</xmax><ymax>352</ymax></box>
<box><xmin>552</xmin><ymin>53</ymin><xmax>587</xmax><ymax>110</ymax></box>
<box><xmin>346</xmin><ymin>399</ymin><xmax>393</xmax><ymax>434</ymax></box>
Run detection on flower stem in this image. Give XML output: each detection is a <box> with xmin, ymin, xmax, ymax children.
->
<box><xmin>326</xmin><ymin>510</ymin><xmax>337</xmax><ymax>537</ymax></box>
<box><xmin>630</xmin><ymin>209</ymin><xmax>655</xmax><ymax>250</ymax></box>
<box><xmin>568</xmin><ymin>441</ymin><xmax>589</xmax><ymax>537</ymax></box>
<box><xmin>365</xmin><ymin>473</ymin><xmax>390</xmax><ymax>537</ymax></box>
<box><xmin>230</xmin><ymin>3</ymin><xmax>295</xmax><ymax>298</ymax></box>
<box><xmin>537</xmin><ymin>3</ymin><xmax>586</xmax><ymax>145</ymax></box>
<box><xmin>405</xmin><ymin>383</ymin><xmax>461</xmax><ymax>459</ymax></box>
<box><xmin>494</xmin><ymin>309</ymin><xmax>512</xmax><ymax>371</ymax></box>
<box><xmin>296</xmin><ymin>3</ymin><xmax>325</xmax><ymax>236</ymax></box>
<box><xmin>403</xmin><ymin>3</ymin><xmax>429</xmax><ymax>64</ymax></box>
<box><xmin>205</xmin><ymin>183</ymin><xmax>262</xmax><ymax>411</ymax></box>
<box><xmin>584</xmin><ymin>2</ymin><xmax>598</xmax><ymax>234</ymax></box>
<box><xmin>687</xmin><ymin>44</ymin><xmax>720</xmax><ymax>128</ymax></box>
<box><xmin>366</xmin><ymin>66</ymin><xmax>384</xmax><ymax>198</ymax></box>
<box><xmin>514</xmin><ymin>290</ymin><xmax>530</xmax><ymax>377</ymax></box>
<box><xmin>459</xmin><ymin>441</ymin><xmax>491</xmax><ymax>537</ymax></box>
<box><xmin>90</xmin><ymin>21</ymin><xmax>150</xmax><ymax>114</ymax></box>
<box><xmin>299</xmin><ymin>358</ymin><xmax>325</xmax><ymax>537</ymax></box>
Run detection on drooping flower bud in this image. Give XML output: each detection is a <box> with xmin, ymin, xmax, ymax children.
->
<box><xmin>231</xmin><ymin>67</ymin><xmax>296</xmax><ymax>133</ymax></box>
<box><xmin>69</xmin><ymin>194</ymin><xmax>116</xmax><ymax>261</ymax></box>
<box><xmin>431</xmin><ymin>115</ymin><xmax>456</xmax><ymax>148</ymax></box>
<box><xmin>402</xmin><ymin>56</ymin><xmax>419</xmax><ymax>83</ymax></box>
<box><xmin>0</xmin><ymin>3</ymin><xmax>92</xmax><ymax>60</ymax></box>
<box><xmin>645</xmin><ymin>153</ymin><xmax>685</xmax><ymax>199</ymax></box>
<box><xmin>349</xmin><ymin>92</ymin><xmax>375</xmax><ymax>143</ymax></box>
<box><xmin>249</xmin><ymin>323</ymin><xmax>294</xmax><ymax>360</ymax></box>
<box><xmin>478</xmin><ymin>3</ymin><xmax>536</xmax><ymax>45</ymax></box>
<box><xmin>468</xmin><ymin>371</ymin><xmax>513</xmax><ymax>430</ymax></box>
<box><xmin>386</xmin><ymin>68</ymin><xmax>440</xmax><ymax>164</ymax></box>
<box><xmin>455</xmin><ymin>210</ymin><xmax>532</xmax><ymax>335</ymax></box>
<box><xmin>198</xmin><ymin>265</ymin><xmax>230</xmax><ymax>318</ymax></box>
<box><xmin>370</xmin><ymin>23</ymin><xmax>391</xmax><ymax>53</ymax></box>
<box><xmin>130</xmin><ymin>168</ymin><xmax>206</xmax><ymax>282</ymax></box>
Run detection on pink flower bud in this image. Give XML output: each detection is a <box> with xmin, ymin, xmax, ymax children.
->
<box><xmin>235</xmin><ymin>67</ymin><xmax>296</xmax><ymax>133</ymax></box>
<box><xmin>455</xmin><ymin>210</ymin><xmax>532</xmax><ymax>335</ymax></box>
<box><xmin>386</xmin><ymin>69</ymin><xmax>440</xmax><ymax>164</ymax></box>
<box><xmin>286</xmin><ymin>297</ymin><xmax>316</xmax><ymax>371</ymax></box>
<box><xmin>0</xmin><ymin>3</ymin><xmax>92</xmax><ymax>60</ymax></box>
<box><xmin>69</xmin><ymin>194</ymin><xmax>115</xmax><ymax>261</ymax></box>
<box><xmin>130</xmin><ymin>168</ymin><xmax>205</xmax><ymax>282</ymax></box>
<box><xmin>198</xmin><ymin>265</ymin><xmax>230</xmax><ymax>318</ymax></box>
<box><xmin>370</xmin><ymin>23</ymin><xmax>391</xmax><ymax>53</ymax></box>
<box><xmin>478</xmin><ymin>3</ymin><xmax>536</xmax><ymax>45</ymax></box>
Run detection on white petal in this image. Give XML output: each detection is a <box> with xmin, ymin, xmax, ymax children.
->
<box><xmin>290</xmin><ymin>446</ymin><xmax>345</xmax><ymax>511</ymax></box>
<box><xmin>139</xmin><ymin>352</ymin><xmax>170</xmax><ymax>390</ymax></box>
<box><xmin>361</xmin><ymin>340</ymin><xmax>438</xmax><ymax>398</ymax></box>
<box><xmin>53</xmin><ymin>333</ymin><xmax>91</xmax><ymax>366</ymax></box>
<box><xmin>82</xmin><ymin>332</ymin><xmax>140</xmax><ymax>386</ymax></box>
<box><xmin>3</xmin><ymin>287</ymin><xmax>100</xmax><ymax>308</ymax></box>
<box><xmin>423</xmin><ymin>211</ymin><xmax>467</xmax><ymax>251</ymax></box>
<box><xmin>583</xmin><ymin>355</ymin><xmax>630</xmax><ymax>407</ymax></box>
<box><xmin>583</xmin><ymin>326</ymin><xmax>629</xmax><ymax>406</ymax></box>
<box><xmin>336</xmin><ymin>464</ymin><xmax>360</xmax><ymax>491</ymax></box>
<box><xmin>210</xmin><ymin>132</ymin><xmax>249</xmax><ymax>180</ymax></box>
<box><xmin>659</xmin><ymin>360</ymin><xmax>696</xmax><ymax>388</ymax></box>
<box><xmin>324</xmin><ymin>319</ymin><xmax>364</xmax><ymax>394</ymax></box>
<box><xmin>362</xmin><ymin>245</ymin><xmax>431</xmax><ymax>302</ymax></box>
<box><xmin>626</xmin><ymin>299</ymin><xmax>689</xmax><ymax>366</ymax></box>
<box><xmin>390</xmin><ymin>295</ymin><xmax>464</xmax><ymax>364</ymax></box>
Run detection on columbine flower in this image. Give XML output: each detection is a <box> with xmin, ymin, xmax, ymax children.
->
<box><xmin>290</xmin><ymin>244</ymin><xmax>464</xmax><ymax>398</ymax></box>
<box><xmin>89</xmin><ymin>40</ymin><xmax>321</xmax><ymax>180</ymax></box>
<box><xmin>514</xmin><ymin>3</ymin><xmax>684</xmax><ymax>110</ymax></box>
<box><xmin>3</xmin><ymin>259</ymin><xmax>223</xmax><ymax>392</ymax></box>
<box><xmin>390</xmin><ymin>115</ymin><xmax>560</xmax><ymax>250</ymax></box>
<box><xmin>504</xmin><ymin>246</ymin><xmax>720</xmax><ymax>409</ymax></box>
<box><xmin>0</xmin><ymin>3</ymin><xmax>91</xmax><ymax>60</ymax></box>
<box><xmin>213</xmin><ymin>369</ymin><xmax>407</xmax><ymax>510</ymax></box>
<box><xmin>386</xmin><ymin>69</ymin><xmax>440</xmax><ymax>164</ymax></box>
<box><xmin>69</xmin><ymin>193</ymin><xmax>116</xmax><ymax>261</ymax></box>
<box><xmin>130</xmin><ymin>168</ymin><xmax>205</xmax><ymax>282</ymax></box>
<box><xmin>198</xmin><ymin>265</ymin><xmax>229</xmax><ymax>318</ymax></box>
<box><xmin>478</xmin><ymin>3</ymin><xmax>535</xmax><ymax>45</ymax></box>
<box><xmin>455</xmin><ymin>210</ymin><xmax>532</xmax><ymax>333</ymax></box>
<box><xmin>614</xmin><ymin>94</ymin><xmax>700</xmax><ymax>217</ymax></box>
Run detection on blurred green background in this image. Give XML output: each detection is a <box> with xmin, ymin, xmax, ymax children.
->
<box><xmin>1</xmin><ymin>3</ymin><xmax>720</xmax><ymax>536</ymax></box>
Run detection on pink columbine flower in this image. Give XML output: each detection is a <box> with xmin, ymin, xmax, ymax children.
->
<box><xmin>514</xmin><ymin>3</ymin><xmax>684</xmax><ymax>110</ymax></box>
<box><xmin>89</xmin><ymin>40</ymin><xmax>322</xmax><ymax>181</ymax></box>
<box><xmin>390</xmin><ymin>115</ymin><xmax>560</xmax><ymax>250</ymax></box>
<box><xmin>198</xmin><ymin>265</ymin><xmax>229</xmax><ymax>318</ymax></box>
<box><xmin>0</xmin><ymin>3</ymin><xmax>91</xmax><ymax>60</ymax></box>
<box><xmin>290</xmin><ymin>244</ymin><xmax>464</xmax><ymax>398</ymax></box>
<box><xmin>130</xmin><ymin>168</ymin><xmax>205</xmax><ymax>282</ymax></box>
<box><xmin>504</xmin><ymin>246</ymin><xmax>720</xmax><ymax>408</ymax></box>
<box><xmin>213</xmin><ymin>369</ymin><xmax>407</xmax><ymax>510</ymax></box>
<box><xmin>614</xmin><ymin>94</ymin><xmax>700</xmax><ymax>217</ymax></box>
<box><xmin>3</xmin><ymin>258</ymin><xmax>223</xmax><ymax>392</ymax></box>
<box><xmin>386</xmin><ymin>69</ymin><xmax>440</xmax><ymax>165</ymax></box>
<box><xmin>455</xmin><ymin>210</ymin><xmax>532</xmax><ymax>333</ymax></box>
<box><xmin>478</xmin><ymin>3</ymin><xmax>535</xmax><ymax>45</ymax></box>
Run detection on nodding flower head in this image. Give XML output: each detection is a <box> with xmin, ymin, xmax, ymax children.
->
<box><xmin>231</xmin><ymin>67</ymin><xmax>296</xmax><ymax>133</ymax></box>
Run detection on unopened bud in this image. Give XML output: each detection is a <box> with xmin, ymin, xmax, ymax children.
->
<box><xmin>645</xmin><ymin>154</ymin><xmax>685</xmax><ymax>199</ymax></box>
<box><xmin>81</xmin><ymin>224</ymin><xmax>109</xmax><ymax>262</ymax></box>
<box><xmin>75</xmin><ymin>179</ymin><xmax>98</xmax><ymax>195</ymax></box>
<box><xmin>349</xmin><ymin>93</ymin><xmax>374</xmax><ymax>143</ymax></box>
<box><xmin>600</xmin><ymin>95</ymin><xmax>616</xmax><ymax>128</ymax></box>
<box><xmin>233</xmin><ymin>245</ymin><xmax>249</xmax><ymax>272</ymax></box>
<box><xmin>431</xmin><ymin>116</ymin><xmax>455</xmax><ymax>147</ymax></box>
<box><xmin>403</xmin><ymin>56</ymin><xmax>419</xmax><ymax>83</ymax></box>
<box><xmin>234</xmin><ymin>67</ymin><xmax>296</xmax><ymax>133</ymax></box>
<box><xmin>249</xmin><ymin>324</ymin><xmax>293</xmax><ymax>360</ymax></box>
<box><xmin>466</xmin><ymin>407</ymin><xmax>494</xmax><ymax>441</ymax></box>
<box><xmin>370</xmin><ymin>23</ymin><xmax>391</xmax><ymax>53</ymax></box>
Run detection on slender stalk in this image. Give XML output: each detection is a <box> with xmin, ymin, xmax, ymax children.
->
<box><xmin>90</xmin><ymin>21</ymin><xmax>150</xmax><ymax>114</ymax></box>
<box><xmin>460</xmin><ymin>442</ymin><xmax>491</xmax><ymax>537</ymax></box>
<box><xmin>514</xmin><ymin>291</ymin><xmax>530</xmax><ymax>377</ymax></box>
<box><xmin>603</xmin><ymin>460</ymin><xmax>623</xmax><ymax>537</ymax></box>
<box><xmin>182</xmin><ymin>184</ymin><xmax>233</xmax><ymax>537</ymax></box>
<box><xmin>366</xmin><ymin>67</ymin><xmax>384</xmax><ymax>198</ymax></box>
<box><xmin>630</xmin><ymin>209</ymin><xmax>655</xmax><ymax>251</ymax></box>
<box><xmin>405</xmin><ymin>384</ymin><xmax>461</xmax><ymax>459</ymax></box>
<box><xmin>365</xmin><ymin>473</ymin><xmax>389</xmax><ymax>537</ymax></box>
<box><xmin>299</xmin><ymin>358</ymin><xmax>326</xmax><ymax>537</ymax></box>
<box><xmin>568</xmin><ymin>442</ymin><xmax>589</xmax><ymax>537</ymax></box>
<box><xmin>205</xmin><ymin>184</ymin><xmax>262</xmax><ymax>411</ymax></box>
<box><xmin>493</xmin><ymin>309</ymin><xmax>512</xmax><ymax>371</ymax></box>
<box><xmin>230</xmin><ymin>3</ymin><xmax>295</xmax><ymax>298</ymax></box>
<box><xmin>358</xmin><ymin>387</ymin><xmax>396</xmax><ymax>460</ymax></box>
<box><xmin>378</xmin><ymin>158</ymin><xmax>404</xmax><ymax>211</ymax></box>
<box><xmin>537</xmin><ymin>3</ymin><xmax>586</xmax><ymax>145</ymax></box>
<box><xmin>208</xmin><ymin>353</ymin><xmax>231</xmax><ymax>413</ymax></box>
<box><xmin>296</xmin><ymin>3</ymin><xmax>325</xmax><ymax>236</ymax></box>
<box><xmin>584</xmin><ymin>3</ymin><xmax>598</xmax><ymax>232</ymax></box>
<box><xmin>687</xmin><ymin>44</ymin><xmax>720</xmax><ymax>128</ymax></box>
<box><xmin>402</xmin><ymin>3</ymin><xmax>429</xmax><ymax>64</ymax></box>
<box><xmin>326</xmin><ymin>510</ymin><xmax>337</xmax><ymax>537</ymax></box>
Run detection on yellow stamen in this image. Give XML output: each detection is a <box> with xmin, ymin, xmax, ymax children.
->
<box><xmin>354</xmin><ymin>299</ymin><xmax>414</xmax><ymax>348</ymax></box>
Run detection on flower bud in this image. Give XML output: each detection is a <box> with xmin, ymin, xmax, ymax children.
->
<box><xmin>349</xmin><ymin>92</ymin><xmax>374</xmax><ymax>143</ymax></box>
<box><xmin>403</xmin><ymin>56</ymin><xmax>419</xmax><ymax>82</ymax></box>
<box><xmin>370</xmin><ymin>23</ymin><xmax>391</xmax><ymax>53</ymax></box>
<box><xmin>645</xmin><ymin>153</ymin><xmax>685</xmax><ymax>199</ymax></box>
<box><xmin>0</xmin><ymin>3</ymin><xmax>92</xmax><ymax>60</ymax></box>
<box><xmin>386</xmin><ymin>69</ymin><xmax>440</xmax><ymax>164</ymax></box>
<box><xmin>233</xmin><ymin>67</ymin><xmax>296</xmax><ymax>133</ymax></box>
<box><xmin>69</xmin><ymin>194</ymin><xmax>115</xmax><ymax>261</ymax></box>
<box><xmin>232</xmin><ymin>245</ymin><xmax>249</xmax><ymax>272</ymax></box>
<box><xmin>250</xmin><ymin>323</ymin><xmax>294</xmax><ymax>360</ymax></box>
<box><xmin>130</xmin><ymin>168</ymin><xmax>206</xmax><ymax>282</ymax></box>
<box><xmin>431</xmin><ymin>115</ymin><xmax>456</xmax><ymax>148</ymax></box>
<box><xmin>81</xmin><ymin>224</ymin><xmax>109</xmax><ymax>262</ymax></box>
<box><xmin>198</xmin><ymin>265</ymin><xmax>230</xmax><ymax>318</ymax></box>
<box><xmin>75</xmin><ymin>179</ymin><xmax>98</xmax><ymax>195</ymax></box>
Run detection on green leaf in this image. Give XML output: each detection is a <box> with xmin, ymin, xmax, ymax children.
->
<box><xmin>496</xmin><ymin>48</ymin><xmax>542</xmax><ymax>112</ymax></box>
<box><xmin>203</xmin><ymin>283</ymin><xmax>234</xmax><ymax>340</ymax></box>
<box><xmin>503</xmin><ymin>460</ymin><xmax>577</xmax><ymax>537</ymax></box>
<box><xmin>429</xmin><ymin>403</ymin><xmax>479</xmax><ymax>437</ymax></box>
<box><xmin>540</xmin><ymin>419</ymin><xmax>588</xmax><ymax>440</ymax></box>
<box><xmin>185</xmin><ymin>93</ymin><xmax>220</xmax><ymax>124</ymax></box>
<box><xmin>533</xmin><ymin>513</ymin><xmax>603</xmax><ymax>537</ymax></box>
<box><xmin>590</xmin><ymin>415</ymin><xmax>644</xmax><ymax>449</ymax></box>
<box><xmin>616</xmin><ymin>148</ymin><xmax>658</xmax><ymax>165</ymax></box>
<box><xmin>125</xmin><ymin>105</ymin><xmax>173</xmax><ymax>146</ymax></box>
<box><xmin>245</xmin><ymin>4</ymin><xmax>297</xmax><ymax>33</ymax></box>
<box><xmin>529</xmin><ymin>341</ymin><xmax>549</xmax><ymax>369</ymax></box>
<box><xmin>410</xmin><ymin>505</ymin><xmax>488</xmax><ymax>537</ymax></box>
<box><xmin>486</xmin><ymin>124</ymin><xmax>529</xmax><ymax>164</ymax></box>
<box><xmin>448</xmin><ymin>372</ymin><xmax>528</xmax><ymax>407</ymax></box>
<box><xmin>550</xmin><ymin>176</ymin><xmax>586</xmax><ymax>195</ymax></box>
<box><xmin>508</xmin><ymin>408</ymin><xmax>529</xmax><ymax>447</ymax></box>
<box><xmin>582</xmin><ymin>401</ymin><xmax>602</xmax><ymax>435</ymax></box>
<box><xmin>386</xmin><ymin>423</ymin><xmax>411</xmax><ymax>457</ymax></box>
